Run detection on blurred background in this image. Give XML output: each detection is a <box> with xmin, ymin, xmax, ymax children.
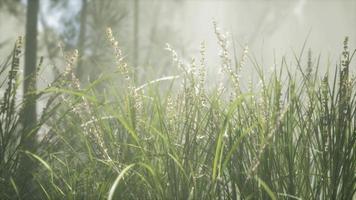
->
<box><xmin>1</xmin><ymin>0</ymin><xmax>355</xmax><ymax>87</ymax></box>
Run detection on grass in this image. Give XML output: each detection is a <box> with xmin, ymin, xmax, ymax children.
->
<box><xmin>0</xmin><ymin>26</ymin><xmax>355</xmax><ymax>199</ymax></box>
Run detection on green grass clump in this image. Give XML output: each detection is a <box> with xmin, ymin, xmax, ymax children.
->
<box><xmin>0</xmin><ymin>37</ymin><xmax>23</xmax><ymax>199</ymax></box>
<box><xmin>1</xmin><ymin>29</ymin><xmax>355</xmax><ymax>199</ymax></box>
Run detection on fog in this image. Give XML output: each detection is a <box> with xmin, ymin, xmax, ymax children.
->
<box><xmin>1</xmin><ymin>0</ymin><xmax>356</xmax><ymax>84</ymax></box>
<box><xmin>144</xmin><ymin>0</ymin><xmax>356</xmax><ymax>76</ymax></box>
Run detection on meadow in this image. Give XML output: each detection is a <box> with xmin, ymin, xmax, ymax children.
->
<box><xmin>0</xmin><ymin>25</ymin><xmax>355</xmax><ymax>199</ymax></box>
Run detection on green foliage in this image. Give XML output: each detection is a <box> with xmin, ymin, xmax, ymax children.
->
<box><xmin>1</xmin><ymin>33</ymin><xmax>355</xmax><ymax>199</ymax></box>
<box><xmin>0</xmin><ymin>38</ymin><xmax>66</xmax><ymax>199</ymax></box>
<box><xmin>0</xmin><ymin>37</ymin><xmax>22</xmax><ymax>199</ymax></box>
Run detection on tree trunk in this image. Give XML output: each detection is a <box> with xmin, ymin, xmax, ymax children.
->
<box><xmin>23</xmin><ymin>0</ymin><xmax>38</xmax><ymax>132</ymax></box>
<box><xmin>133</xmin><ymin>0</ymin><xmax>139</xmax><ymax>83</ymax></box>
<box><xmin>76</xmin><ymin>0</ymin><xmax>88</xmax><ymax>81</ymax></box>
<box><xmin>19</xmin><ymin>0</ymin><xmax>39</xmax><ymax>197</ymax></box>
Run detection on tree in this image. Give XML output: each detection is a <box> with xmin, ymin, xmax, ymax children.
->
<box><xmin>18</xmin><ymin>0</ymin><xmax>39</xmax><ymax>197</ymax></box>
<box><xmin>75</xmin><ymin>0</ymin><xmax>88</xmax><ymax>80</ymax></box>
<box><xmin>133</xmin><ymin>0</ymin><xmax>139</xmax><ymax>83</ymax></box>
<box><xmin>23</xmin><ymin>0</ymin><xmax>39</xmax><ymax>143</ymax></box>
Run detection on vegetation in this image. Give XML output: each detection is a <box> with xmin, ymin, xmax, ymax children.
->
<box><xmin>0</xmin><ymin>20</ymin><xmax>355</xmax><ymax>199</ymax></box>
